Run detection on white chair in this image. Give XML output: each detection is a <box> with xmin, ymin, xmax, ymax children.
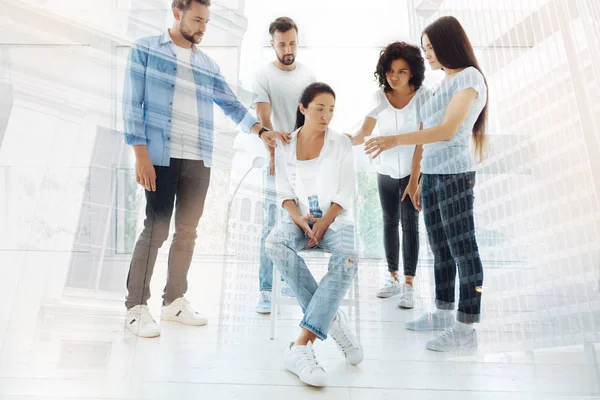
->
<box><xmin>269</xmin><ymin>248</ymin><xmax>360</xmax><ymax>339</ymax></box>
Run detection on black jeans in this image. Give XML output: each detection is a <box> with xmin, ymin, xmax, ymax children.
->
<box><xmin>125</xmin><ymin>158</ymin><xmax>211</xmax><ymax>309</ymax></box>
<box><xmin>377</xmin><ymin>173</ymin><xmax>420</xmax><ymax>276</ymax></box>
<box><xmin>422</xmin><ymin>172</ymin><xmax>483</xmax><ymax>323</ymax></box>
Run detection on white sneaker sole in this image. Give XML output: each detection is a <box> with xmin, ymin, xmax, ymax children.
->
<box><xmin>426</xmin><ymin>337</ymin><xmax>478</xmax><ymax>352</ymax></box>
<box><xmin>284</xmin><ymin>365</ymin><xmax>327</xmax><ymax>387</ymax></box>
<box><xmin>405</xmin><ymin>318</ymin><xmax>454</xmax><ymax>331</ymax></box>
<box><xmin>161</xmin><ymin>314</ymin><xmax>208</xmax><ymax>326</ymax></box>
<box><xmin>376</xmin><ymin>290</ymin><xmax>401</xmax><ymax>299</ymax></box>
<box><xmin>124</xmin><ymin>324</ymin><xmax>160</xmax><ymax>338</ymax></box>
<box><xmin>256</xmin><ymin>308</ymin><xmax>271</xmax><ymax>314</ymax></box>
<box><xmin>398</xmin><ymin>300</ymin><xmax>415</xmax><ymax>309</ymax></box>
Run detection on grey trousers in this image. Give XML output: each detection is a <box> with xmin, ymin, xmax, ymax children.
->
<box><xmin>125</xmin><ymin>158</ymin><xmax>210</xmax><ymax>310</ymax></box>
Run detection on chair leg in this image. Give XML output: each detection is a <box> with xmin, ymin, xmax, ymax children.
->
<box><xmin>348</xmin><ymin>275</ymin><xmax>355</xmax><ymax>317</ymax></box>
<box><xmin>353</xmin><ymin>273</ymin><xmax>360</xmax><ymax>338</ymax></box>
<box><xmin>270</xmin><ymin>267</ymin><xmax>279</xmax><ymax>340</ymax></box>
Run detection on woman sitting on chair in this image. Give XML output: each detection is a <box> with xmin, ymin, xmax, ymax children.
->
<box><xmin>266</xmin><ymin>82</ymin><xmax>363</xmax><ymax>388</ymax></box>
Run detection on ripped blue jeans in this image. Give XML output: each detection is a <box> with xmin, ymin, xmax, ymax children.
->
<box><xmin>266</xmin><ymin>222</ymin><xmax>358</xmax><ymax>340</ymax></box>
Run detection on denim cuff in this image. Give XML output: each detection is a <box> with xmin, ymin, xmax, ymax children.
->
<box><xmin>124</xmin><ymin>134</ymin><xmax>147</xmax><ymax>146</ymax></box>
<box><xmin>240</xmin><ymin>112</ymin><xmax>259</xmax><ymax>134</ymax></box>
<box><xmin>300</xmin><ymin>320</ymin><xmax>327</xmax><ymax>341</ymax></box>
<box><xmin>435</xmin><ymin>299</ymin><xmax>455</xmax><ymax>310</ymax></box>
<box><xmin>457</xmin><ymin>310</ymin><xmax>480</xmax><ymax>323</ymax></box>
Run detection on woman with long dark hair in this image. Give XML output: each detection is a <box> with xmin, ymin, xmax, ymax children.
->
<box><xmin>348</xmin><ymin>41</ymin><xmax>430</xmax><ymax>307</ymax></box>
<box><xmin>365</xmin><ymin>16</ymin><xmax>488</xmax><ymax>352</ymax></box>
<box><xmin>266</xmin><ymin>82</ymin><xmax>362</xmax><ymax>386</ymax></box>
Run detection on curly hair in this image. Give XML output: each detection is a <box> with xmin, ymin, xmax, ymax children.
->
<box><xmin>374</xmin><ymin>41</ymin><xmax>425</xmax><ymax>92</ymax></box>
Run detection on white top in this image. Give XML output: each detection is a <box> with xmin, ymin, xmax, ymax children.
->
<box><xmin>274</xmin><ymin>128</ymin><xmax>355</xmax><ymax>231</ymax></box>
<box><xmin>170</xmin><ymin>44</ymin><xmax>201</xmax><ymax>160</ymax></box>
<box><xmin>252</xmin><ymin>62</ymin><xmax>317</xmax><ymax>132</ymax></box>
<box><xmin>367</xmin><ymin>86</ymin><xmax>431</xmax><ymax>179</ymax></box>
<box><xmin>296</xmin><ymin>158</ymin><xmax>320</xmax><ymax>217</ymax></box>
<box><xmin>421</xmin><ymin>67</ymin><xmax>487</xmax><ymax>174</ymax></box>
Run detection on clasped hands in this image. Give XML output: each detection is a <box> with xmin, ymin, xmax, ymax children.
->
<box><xmin>293</xmin><ymin>213</ymin><xmax>331</xmax><ymax>248</ymax></box>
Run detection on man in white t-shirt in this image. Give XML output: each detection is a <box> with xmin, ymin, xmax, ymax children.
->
<box><xmin>252</xmin><ymin>17</ymin><xmax>317</xmax><ymax>313</ymax></box>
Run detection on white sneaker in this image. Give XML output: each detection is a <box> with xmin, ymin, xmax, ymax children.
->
<box><xmin>397</xmin><ymin>283</ymin><xmax>415</xmax><ymax>309</ymax></box>
<box><xmin>284</xmin><ymin>341</ymin><xmax>327</xmax><ymax>387</ymax></box>
<box><xmin>255</xmin><ymin>291</ymin><xmax>272</xmax><ymax>314</ymax></box>
<box><xmin>376</xmin><ymin>275</ymin><xmax>402</xmax><ymax>298</ymax></box>
<box><xmin>405</xmin><ymin>311</ymin><xmax>455</xmax><ymax>331</ymax></box>
<box><xmin>125</xmin><ymin>305</ymin><xmax>160</xmax><ymax>338</ymax></box>
<box><xmin>426</xmin><ymin>327</ymin><xmax>478</xmax><ymax>352</ymax></box>
<box><xmin>329</xmin><ymin>309</ymin><xmax>363</xmax><ymax>365</ymax></box>
<box><xmin>161</xmin><ymin>297</ymin><xmax>208</xmax><ymax>326</ymax></box>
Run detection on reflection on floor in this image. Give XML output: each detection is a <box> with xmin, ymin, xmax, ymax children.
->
<box><xmin>0</xmin><ymin>250</ymin><xmax>599</xmax><ymax>399</ymax></box>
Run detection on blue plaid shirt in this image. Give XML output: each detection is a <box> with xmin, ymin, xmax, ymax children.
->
<box><xmin>122</xmin><ymin>31</ymin><xmax>258</xmax><ymax>167</ymax></box>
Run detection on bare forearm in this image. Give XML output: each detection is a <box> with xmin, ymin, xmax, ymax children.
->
<box><xmin>323</xmin><ymin>203</ymin><xmax>343</xmax><ymax>225</ymax></box>
<box><xmin>355</xmin><ymin>127</ymin><xmax>371</xmax><ymax>138</ymax></box>
<box><xmin>354</xmin><ymin>117</ymin><xmax>376</xmax><ymax>139</ymax></box>
<box><xmin>409</xmin><ymin>145</ymin><xmax>423</xmax><ymax>182</ymax></box>
<box><xmin>249</xmin><ymin>123</ymin><xmax>264</xmax><ymax>135</ymax></box>
<box><xmin>395</xmin><ymin>125</ymin><xmax>454</xmax><ymax>146</ymax></box>
<box><xmin>132</xmin><ymin>144</ymin><xmax>150</xmax><ymax>159</ymax></box>
<box><xmin>255</xmin><ymin>102</ymin><xmax>273</xmax><ymax>133</ymax></box>
<box><xmin>283</xmin><ymin>200</ymin><xmax>300</xmax><ymax>220</ymax></box>
<box><xmin>258</xmin><ymin>116</ymin><xmax>273</xmax><ymax>131</ymax></box>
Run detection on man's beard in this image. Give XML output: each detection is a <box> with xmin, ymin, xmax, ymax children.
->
<box><xmin>180</xmin><ymin>20</ymin><xmax>203</xmax><ymax>44</ymax></box>
<box><xmin>277</xmin><ymin>53</ymin><xmax>295</xmax><ymax>66</ymax></box>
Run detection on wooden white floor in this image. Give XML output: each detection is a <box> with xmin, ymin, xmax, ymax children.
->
<box><xmin>0</xmin><ymin>251</ymin><xmax>599</xmax><ymax>399</ymax></box>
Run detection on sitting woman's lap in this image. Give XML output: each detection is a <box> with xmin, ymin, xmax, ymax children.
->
<box><xmin>266</xmin><ymin>222</ymin><xmax>357</xmax><ymax>259</ymax></box>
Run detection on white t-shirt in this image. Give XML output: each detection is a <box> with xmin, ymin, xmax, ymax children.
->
<box><xmin>421</xmin><ymin>67</ymin><xmax>487</xmax><ymax>174</ymax></box>
<box><xmin>367</xmin><ymin>86</ymin><xmax>431</xmax><ymax>179</ymax></box>
<box><xmin>252</xmin><ymin>62</ymin><xmax>317</xmax><ymax>132</ymax></box>
<box><xmin>296</xmin><ymin>157</ymin><xmax>319</xmax><ymax>217</ymax></box>
<box><xmin>169</xmin><ymin>44</ymin><xmax>201</xmax><ymax>160</ymax></box>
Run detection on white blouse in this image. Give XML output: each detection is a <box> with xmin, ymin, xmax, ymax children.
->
<box><xmin>274</xmin><ymin>128</ymin><xmax>356</xmax><ymax>231</ymax></box>
<box><xmin>367</xmin><ymin>86</ymin><xmax>431</xmax><ymax>179</ymax></box>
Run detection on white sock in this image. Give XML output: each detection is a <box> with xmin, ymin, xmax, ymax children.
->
<box><xmin>432</xmin><ymin>308</ymin><xmax>453</xmax><ymax>318</ymax></box>
<box><xmin>453</xmin><ymin>321</ymin><xmax>474</xmax><ymax>332</ymax></box>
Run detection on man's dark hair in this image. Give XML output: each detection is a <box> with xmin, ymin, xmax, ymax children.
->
<box><xmin>374</xmin><ymin>41</ymin><xmax>426</xmax><ymax>92</ymax></box>
<box><xmin>172</xmin><ymin>0</ymin><xmax>211</xmax><ymax>11</ymax></box>
<box><xmin>269</xmin><ymin>17</ymin><xmax>298</xmax><ymax>37</ymax></box>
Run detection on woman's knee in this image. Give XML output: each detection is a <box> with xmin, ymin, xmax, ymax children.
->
<box><xmin>337</xmin><ymin>251</ymin><xmax>359</xmax><ymax>274</ymax></box>
<box><xmin>265</xmin><ymin>239</ymin><xmax>292</xmax><ymax>259</ymax></box>
<box><xmin>382</xmin><ymin>210</ymin><xmax>400</xmax><ymax>225</ymax></box>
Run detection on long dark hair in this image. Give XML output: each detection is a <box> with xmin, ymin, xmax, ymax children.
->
<box><xmin>422</xmin><ymin>16</ymin><xmax>488</xmax><ymax>161</ymax></box>
<box><xmin>294</xmin><ymin>82</ymin><xmax>336</xmax><ymax>130</ymax></box>
<box><xmin>374</xmin><ymin>41</ymin><xmax>426</xmax><ymax>92</ymax></box>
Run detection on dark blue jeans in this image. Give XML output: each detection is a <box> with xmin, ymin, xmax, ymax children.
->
<box><xmin>422</xmin><ymin>172</ymin><xmax>483</xmax><ymax>323</ymax></box>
